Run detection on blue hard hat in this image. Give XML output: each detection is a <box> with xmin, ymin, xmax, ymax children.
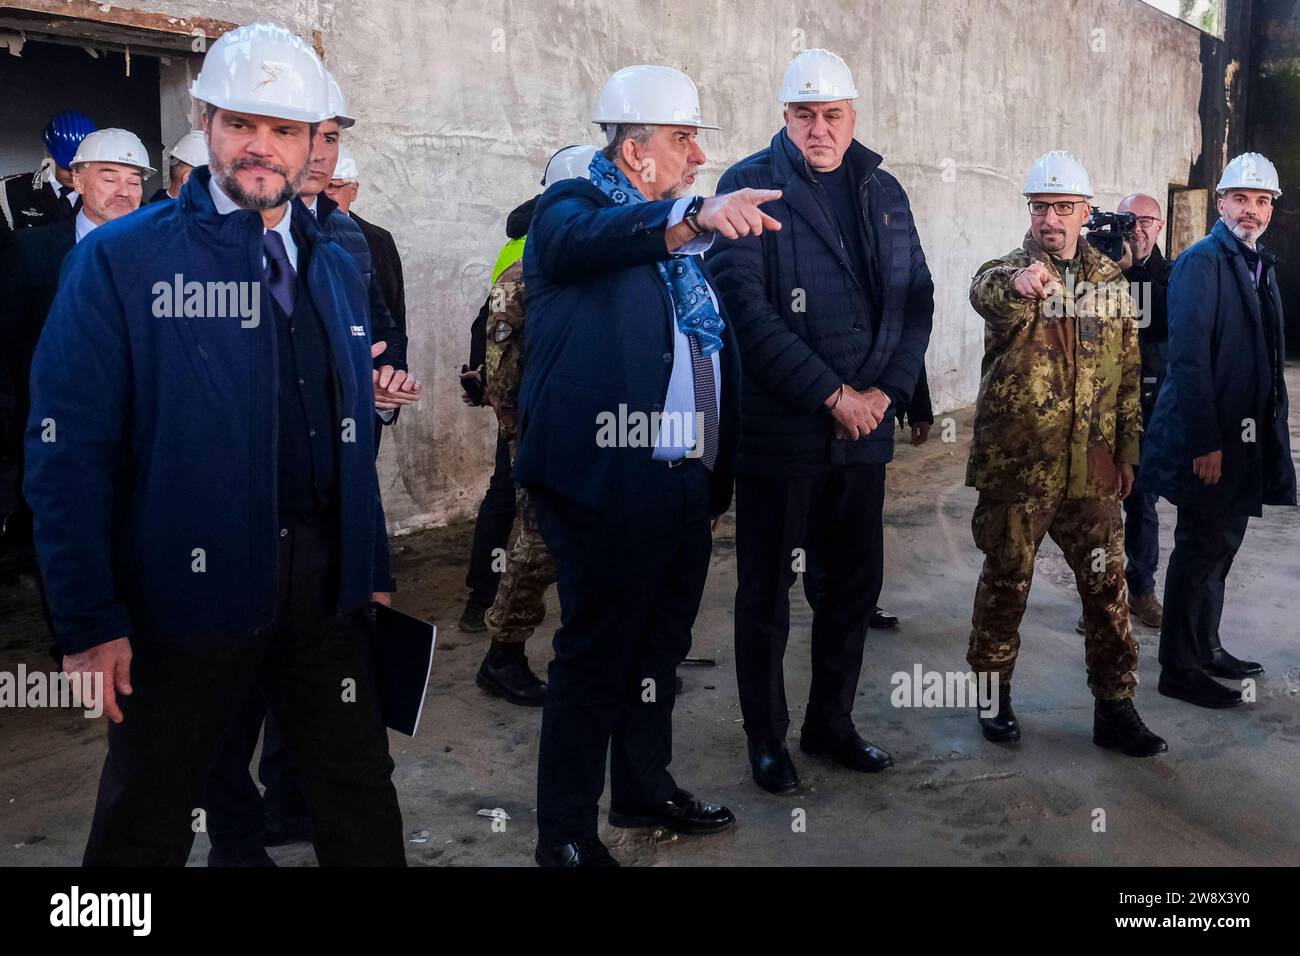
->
<box><xmin>42</xmin><ymin>111</ymin><xmax>97</xmax><ymax>169</ymax></box>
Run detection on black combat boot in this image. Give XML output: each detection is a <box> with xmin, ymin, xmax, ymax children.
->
<box><xmin>476</xmin><ymin>640</ymin><xmax>546</xmax><ymax>706</ymax></box>
<box><xmin>978</xmin><ymin>681</ymin><xmax>1019</xmax><ymax>742</ymax></box>
<box><xmin>1093</xmin><ymin>697</ymin><xmax>1168</xmax><ymax>757</ymax></box>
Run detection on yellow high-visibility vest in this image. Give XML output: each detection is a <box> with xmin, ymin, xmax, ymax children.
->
<box><xmin>491</xmin><ymin>236</ymin><xmax>526</xmax><ymax>285</ymax></box>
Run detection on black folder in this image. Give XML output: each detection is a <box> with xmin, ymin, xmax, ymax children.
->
<box><xmin>370</xmin><ymin>604</ymin><xmax>437</xmax><ymax>737</ymax></box>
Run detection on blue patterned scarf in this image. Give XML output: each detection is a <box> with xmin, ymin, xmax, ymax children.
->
<box><xmin>587</xmin><ymin>149</ymin><xmax>725</xmax><ymax>356</ymax></box>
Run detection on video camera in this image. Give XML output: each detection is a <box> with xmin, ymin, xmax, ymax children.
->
<box><xmin>1085</xmin><ymin>208</ymin><xmax>1138</xmax><ymax>264</ymax></box>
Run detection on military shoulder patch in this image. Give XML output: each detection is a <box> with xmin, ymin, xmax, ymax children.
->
<box><xmin>492</xmin><ymin>319</ymin><xmax>514</xmax><ymax>343</ymax></box>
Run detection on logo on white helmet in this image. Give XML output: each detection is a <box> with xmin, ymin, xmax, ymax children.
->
<box><xmin>254</xmin><ymin>61</ymin><xmax>285</xmax><ymax>91</ymax></box>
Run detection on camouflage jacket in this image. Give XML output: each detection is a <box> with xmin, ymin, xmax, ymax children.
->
<box><xmin>483</xmin><ymin>260</ymin><xmax>526</xmax><ymax>444</ymax></box>
<box><xmin>966</xmin><ymin>232</ymin><xmax>1141</xmax><ymax>500</ymax></box>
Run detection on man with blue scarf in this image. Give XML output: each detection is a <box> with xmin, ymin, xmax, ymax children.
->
<box><xmin>517</xmin><ymin>64</ymin><xmax>782</xmax><ymax>867</ymax></box>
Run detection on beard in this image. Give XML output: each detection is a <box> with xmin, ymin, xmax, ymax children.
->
<box><xmin>1227</xmin><ymin>215</ymin><xmax>1267</xmax><ymax>245</ymax></box>
<box><xmin>663</xmin><ymin>170</ymin><xmax>698</xmax><ymax>201</ymax></box>
<box><xmin>210</xmin><ymin>153</ymin><xmax>307</xmax><ymax>210</ymax></box>
<box><xmin>1037</xmin><ymin>229</ymin><xmax>1067</xmax><ymax>251</ymax></box>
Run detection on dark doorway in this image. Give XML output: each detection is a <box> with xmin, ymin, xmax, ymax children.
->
<box><xmin>0</xmin><ymin>39</ymin><xmax>163</xmax><ymax>195</ymax></box>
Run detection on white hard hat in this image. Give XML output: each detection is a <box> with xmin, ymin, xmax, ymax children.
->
<box><xmin>779</xmin><ymin>48</ymin><xmax>859</xmax><ymax>105</ymax></box>
<box><xmin>541</xmin><ymin>144</ymin><xmax>598</xmax><ymax>188</ymax></box>
<box><xmin>1023</xmin><ymin>149</ymin><xmax>1093</xmax><ymax>199</ymax></box>
<box><xmin>332</xmin><ymin>145</ymin><xmax>358</xmax><ymax>182</ymax></box>
<box><xmin>1217</xmin><ymin>152</ymin><xmax>1282</xmax><ymax>197</ymax></box>
<box><xmin>71</xmin><ymin>128</ymin><xmax>156</xmax><ymax>176</ymax></box>
<box><xmin>190</xmin><ymin>22</ymin><xmax>331</xmax><ymax>124</ymax></box>
<box><xmin>325</xmin><ymin>71</ymin><xmax>356</xmax><ymax>128</ymax></box>
<box><xmin>592</xmin><ymin>65</ymin><xmax>720</xmax><ymax>131</ymax></box>
<box><xmin>168</xmin><ymin>130</ymin><xmax>209</xmax><ymax>168</ymax></box>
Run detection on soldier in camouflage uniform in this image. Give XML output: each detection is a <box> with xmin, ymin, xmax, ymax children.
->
<box><xmin>475</xmin><ymin>257</ymin><xmax>555</xmax><ymax>707</ymax></box>
<box><xmin>965</xmin><ymin>150</ymin><xmax>1166</xmax><ymax>758</ymax></box>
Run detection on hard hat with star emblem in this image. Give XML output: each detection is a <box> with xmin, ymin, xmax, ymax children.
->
<box><xmin>1023</xmin><ymin>149</ymin><xmax>1093</xmax><ymax>198</ymax></box>
<box><xmin>70</xmin><ymin>128</ymin><xmax>156</xmax><ymax>176</ymax></box>
<box><xmin>778</xmin><ymin>48</ymin><xmax>859</xmax><ymax>105</ymax></box>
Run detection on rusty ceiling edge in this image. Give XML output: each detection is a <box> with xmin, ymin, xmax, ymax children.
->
<box><xmin>2</xmin><ymin>0</ymin><xmax>236</xmax><ymax>39</ymax></box>
<box><xmin>1</xmin><ymin>2</ymin><xmax>325</xmax><ymax>56</ymax></box>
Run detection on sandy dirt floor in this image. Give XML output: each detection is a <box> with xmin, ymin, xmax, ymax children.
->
<box><xmin>2</xmin><ymin>373</ymin><xmax>1298</xmax><ymax>867</ymax></box>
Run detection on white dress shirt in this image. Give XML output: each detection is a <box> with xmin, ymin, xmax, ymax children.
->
<box><xmin>74</xmin><ymin>209</ymin><xmax>98</xmax><ymax>244</ymax></box>
<box><xmin>208</xmin><ymin>174</ymin><xmax>297</xmax><ymax>271</ymax></box>
<box><xmin>45</xmin><ymin>162</ymin><xmax>79</xmax><ymax>208</ymax></box>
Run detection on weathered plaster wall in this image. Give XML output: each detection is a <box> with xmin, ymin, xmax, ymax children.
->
<box><xmin>118</xmin><ymin>0</ymin><xmax>1205</xmax><ymax>531</ymax></box>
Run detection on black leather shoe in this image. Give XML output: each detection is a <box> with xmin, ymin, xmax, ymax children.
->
<box><xmin>1204</xmin><ymin>648</ymin><xmax>1264</xmax><ymax>679</ymax></box>
<box><xmin>535</xmin><ymin>837</ymin><xmax>620</xmax><ymax>867</ymax></box>
<box><xmin>1093</xmin><ymin>697</ymin><xmax>1168</xmax><ymax>757</ymax></box>
<box><xmin>978</xmin><ymin>684</ymin><xmax>1020</xmax><ymax>743</ymax></box>
<box><xmin>459</xmin><ymin>602</ymin><xmax>487</xmax><ymax>633</ymax></box>
<box><xmin>799</xmin><ymin>728</ymin><xmax>893</xmax><ymax>773</ymax></box>
<box><xmin>609</xmin><ymin>789</ymin><xmax>736</xmax><ymax>835</ymax></box>
<box><xmin>476</xmin><ymin>646</ymin><xmax>546</xmax><ymax>706</ymax></box>
<box><xmin>869</xmin><ymin>606</ymin><xmax>900</xmax><ymax>629</ymax></box>
<box><xmin>747</xmin><ymin>738</ymin><xmax>800</xmax><ymax>794</ymax></box>
<box><xmin>1158</xmin><ymin>667</ymin><xmax>1244</xmax><ymax>709</ymax></box>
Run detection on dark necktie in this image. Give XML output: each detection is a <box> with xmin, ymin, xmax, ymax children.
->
<box><xmin>262</xmin><ymin>231</ymin><xmax>296</xmax><ymax>315</ymax></box>
<box><xmin>687</xmin><ymin>333</ymin><xmax>719</xmax><ymax>471</ymax></box>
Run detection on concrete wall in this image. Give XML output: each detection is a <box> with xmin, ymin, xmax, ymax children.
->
<box><xmin>102</xmin><ymin>0</ymin><xmax>1205</xmax><ymax>531</ymax></box>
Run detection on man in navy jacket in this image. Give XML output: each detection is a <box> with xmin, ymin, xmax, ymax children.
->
<box><xmin>1142</xmin><ymin>153</ymin><xmax>1296</xmax><ymax>710</ymax></box>
<box><xmin>201</xmin><ymin>85</ymin><xmax>419</xmax><ymax>866</ymax></box>
<box><xmin>24</xmin><ymin>23</ymin><xmax>404</xmax><ymax>867</ymax></box>
<box><xmin>707</xmin><ymin>50</ymin><xmax>933</xmax><ymax>794</ymax></box>
<box><xmin>517</xmin><ymin>63</ymin><xmax>781</xmax><ymax>867</ymax></box>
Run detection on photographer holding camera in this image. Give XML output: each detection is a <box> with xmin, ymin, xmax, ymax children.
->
<box><xmin>1066</xmin><ymin>197</ymin><xmax>1168</xmax><ymax>634</ymax></box>
<box><xmin>1114</xmin><ymin>194</ymin><xmax>1172</xmax><ymax>629</ymax></box>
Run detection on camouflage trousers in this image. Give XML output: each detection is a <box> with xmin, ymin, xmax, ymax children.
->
<box><xmin>485</xmin><ymin>487</ymin><xmax>556</xmax><ymax>644</ymax></box>
<box><xmin>966</xmin><ymin>492</ymin><xmax>1139</xmax><ymax>700</ymax></box>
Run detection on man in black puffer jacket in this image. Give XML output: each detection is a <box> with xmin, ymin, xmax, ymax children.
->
<box><xmin>707</xmin><ymin>49</ymin><xmax>933</xmax><ymax>795</ymax></box>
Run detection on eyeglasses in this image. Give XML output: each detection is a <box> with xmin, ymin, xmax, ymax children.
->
<box><xmin>1134</xmin><ymin>216</ymin><xmax>1164</xmax><ymax>228</ymax></box>
<box><xmin>1028</xmin><ymin>200</ymin><xmax>1087</xmax><ymax>217</ymax></box>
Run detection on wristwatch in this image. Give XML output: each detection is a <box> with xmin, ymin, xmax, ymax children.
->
<box><xmin>683</xmin><ymin>195</ymin><xmax>705</xmax><ymax>236</ymax></box>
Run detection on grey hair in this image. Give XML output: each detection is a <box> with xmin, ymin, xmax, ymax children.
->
<box><xmin>601</xmin><ymin>123</ymin><xmax>656</xmax><ymax>162</ymax></box>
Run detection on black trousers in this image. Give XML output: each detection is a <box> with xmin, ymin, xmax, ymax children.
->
<box><xmin>82</xmin><ymin>519</ymin><xmax>405</xmax><ymax>867</ymax></box>
<box><xmin>205</xmin><ymin>692</ymin><xmax>311</xmax><ymax>862</ymax></box>
<box><xmin>465</xmin><ymin>434</ymin><xmax>516</xmax><ymax>609</ymax></box>
<box><xmin>734</xmin><ymin>465</ymin><xmax>886</xmax><ymax>743</ymax></box>
<box><xmin>531</xmin><ymin>460</ymin><xmax>712</xmax><ymax>845</ymax></box>
<box><xmin>1123</xmin><ymin>467</ymin><xmax>1161</xmax><ymax>596</ymax></box>
<box><xmin>1158</xmin><ymin>508</ymin><xmax>1250</xmax><ymax>671</ymax></box>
